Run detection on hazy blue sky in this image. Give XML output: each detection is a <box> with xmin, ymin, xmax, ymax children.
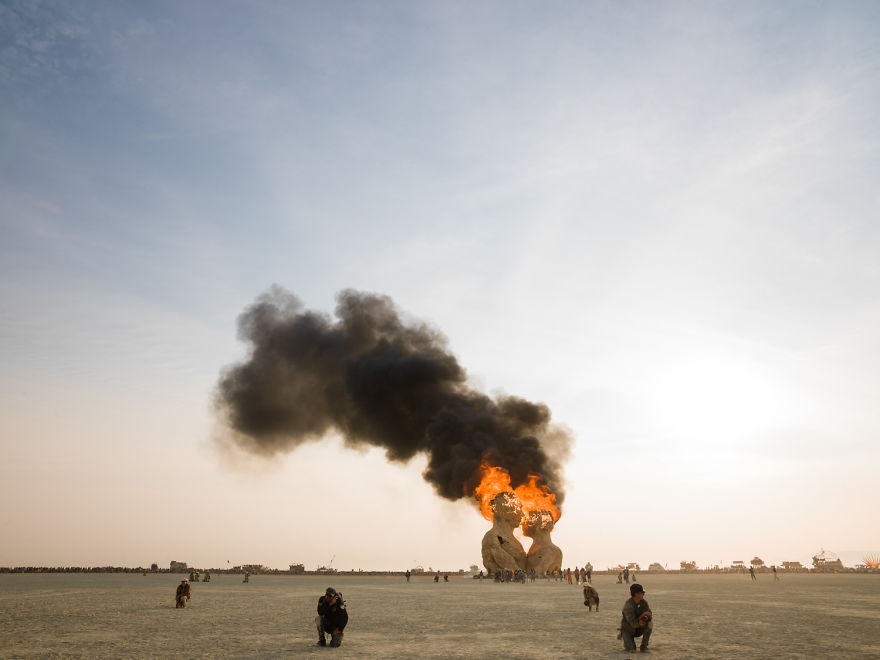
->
<box><xmin>2</xmin><ymin>0</ymin><xmax>878</xmax><ymax>571</ymax></box>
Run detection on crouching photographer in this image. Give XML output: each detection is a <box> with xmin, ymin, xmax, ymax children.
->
<box><xmin>315</xmin><ymin>587</ymin><xmax>348</xmax><ymax>647</ymax></box>
<box><xmin>619</xmin><ymin>583</ymin><xmax>652</xmax><ymax>653</ymax></box>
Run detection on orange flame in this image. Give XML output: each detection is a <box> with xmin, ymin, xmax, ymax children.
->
<box><xmin>474</xmin><ymin>460</ymin><xmax>560</xmax><ymax>528</ymax></box>
<box><xmin>513</xmin><ymin>474</ymin><xmax>560</xmax><ymax>524</ymax></box>
<box><xmin>474</xmin><ymin>463</ymin><xmax>513</xmax><ymax>521</ymax></box>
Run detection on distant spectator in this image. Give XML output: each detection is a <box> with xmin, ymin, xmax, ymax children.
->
<box><xmin>583</xmin><ymin>584</ymin><xmax>600</xmax><ymax>611</ymax></box>
<box><xmin>175</xmin><ymin>579</ymin><xmax>191</xmax><ymax>608</ymax></box>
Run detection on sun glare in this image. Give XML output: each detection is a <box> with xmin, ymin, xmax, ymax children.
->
<box><xmin>639</xmin><ymin>347</ymin><xmax>799</xmax><ymax>454</ymax></box>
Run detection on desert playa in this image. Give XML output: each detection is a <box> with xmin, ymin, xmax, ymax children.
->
<box><xmin>2</xmin><ymin>573</ymin><xmax>878</xmax><ymax>658</ymax></box>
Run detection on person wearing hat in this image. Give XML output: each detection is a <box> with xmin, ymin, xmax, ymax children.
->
<box><xmin>619</xmin><ymin>583</ymin><xmax>652</xmax><ymax>652</ymax></box>
<box><xmin>175</xmin><ymin>579</ymin><xmax>191</xmax><ymax>608</ymax></box>
<box><xmin>315</xmin><ymin>587</ymin><xmax>348</xmax><ymax>647</ymax></box>
<box><xmin>583</xmin><ymin>582</ymin><xmax>600</xmax><ymax>611</ymax></box>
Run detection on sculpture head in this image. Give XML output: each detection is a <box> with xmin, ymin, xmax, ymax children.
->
<box><xmin>490</xmin><ymin>491</ymin><xmax>523</xmax><ymax>528</ymax></box>
<box><xmin>522</xmin><ymin>509</ymin><xmax>555</xmax><ymax>537</ymax></box>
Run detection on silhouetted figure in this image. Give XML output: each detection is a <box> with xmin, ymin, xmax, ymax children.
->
<box><xmin>315</xmin><ymin>587</ymin><xmax>348</xmax><ymax>647</ymax></box>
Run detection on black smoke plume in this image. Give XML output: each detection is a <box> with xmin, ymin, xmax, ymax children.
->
<box><xmin>214</xmin><ymin>286</ymin><xmax>572</xmax><ymax>510</ymax></box>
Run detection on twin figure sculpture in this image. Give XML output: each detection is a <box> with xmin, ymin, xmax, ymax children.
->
<box><xmin>481</xmin><ymin>492</ymin><xmax>563</xmax><ymax>575</ymax></box>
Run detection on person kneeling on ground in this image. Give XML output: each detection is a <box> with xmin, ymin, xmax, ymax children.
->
<box><xmin>583</xmin><ymin>583</ymin><xmax>600</xmax><ymax>611</ymax></box>
<box><xmin>175</xmin><ymin>579</ymin><xmax>191</xmax><ymax>608</ymax></box>
<box><xmin>619</xmin><ymin>583</ymin><xmax>652</xmax><ymax>652</ymax></box>
<box><xmin>315</xmin><ymin>587</ymin><xmax>348</xmax><ymax>647</ymax></box>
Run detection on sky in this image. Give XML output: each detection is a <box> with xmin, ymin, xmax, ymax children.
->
<box><xmin>1</xmin><ymin>0</ymin><xmax>878</xmax><ymax>572</ymax></box>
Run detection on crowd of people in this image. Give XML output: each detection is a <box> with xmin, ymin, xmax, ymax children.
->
<box><xmin>171</xmin><ymin>566</ymin><xmax>660</xmax><ymax>652</ymax></box>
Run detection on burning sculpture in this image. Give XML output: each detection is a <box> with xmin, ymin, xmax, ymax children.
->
<box><xmin>475</xmin><ymin>462</ymin><xmax>563</xmax><ymax>574</ymax></box>
<box><xmin>214</xmin><ymin>287</ymin><xmax>571</xmax><ymax>571</ymax></box>
<box><xmin>481</xmin><ymin>492</ymin><xmax>527</xmax><ymax>573</ymax></box>
<box><xmin>523</xmin><ymin>509</ymin><xmax>562</xmax><ymax>575</ymax></box>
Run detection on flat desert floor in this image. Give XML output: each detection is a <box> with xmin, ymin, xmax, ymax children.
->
<box><xmin>1</xmin><ymin>572</ymin><xmax>878</xmax><ymax>658</ymax></box>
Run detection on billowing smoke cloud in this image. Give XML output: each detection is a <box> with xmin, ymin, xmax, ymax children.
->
<box><xmin>214</xmin><ymin>286</ymin><xmax>572</xmax><ymax>509</ymax></box>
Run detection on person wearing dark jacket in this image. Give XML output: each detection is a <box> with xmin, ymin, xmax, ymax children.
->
<box><xmin>315</xmin><ymin>587</ymin><xmax>348</xmax><ymax>647</ymax></box>
<box><xmin>175</xmin><ymin>579</ymin><xmax>191</xmax><ymax>608</ymax></box>
<box><xmin>619</xmin><ymin>583</ymin><xmax>652</xmax><ymax>652</ymax></box>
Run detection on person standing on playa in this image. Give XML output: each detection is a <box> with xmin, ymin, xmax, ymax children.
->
<box><xmin>749</xmin><ymin>566</ymin><xmax>757</xmax><ymax>582</ymax></box>
<box><xmin>405</xmin><ymin>570</ymin><xmax>410</xmax><ymax>583</ymax></box>
<box><xmin>772</xmin><ymin>565</ymin><xmax>779</xmax><ymax>581</ymax></box>
<box><xmin>619</xmin><ymin>583</ymin><xmax>652</xmax><ymax>653</ymax></box>
<box><xmin>315</xmin><ymin>587</ymin><xmax>348</xmax><ymax>647</ymax></box>
<box><xmin>175</xmin><ymin>579</ymin><xmax>191</xmax><ymax>608</ymax></box>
